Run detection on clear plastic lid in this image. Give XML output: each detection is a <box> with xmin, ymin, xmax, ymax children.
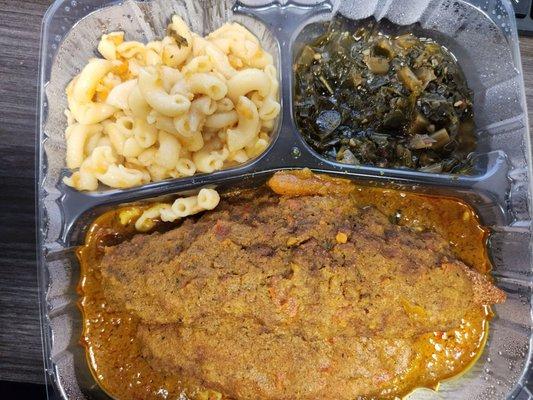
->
<box><xmin>37</xmin><ymin>1</ymin><xmax>532</xmax><ymax>399</ymax></box>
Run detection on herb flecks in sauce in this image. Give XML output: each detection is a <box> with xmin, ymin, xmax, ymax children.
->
<box><xmin>294</xmin><ymin>18</ymin><xmax>476</xmax><ymax>173</ymax></box>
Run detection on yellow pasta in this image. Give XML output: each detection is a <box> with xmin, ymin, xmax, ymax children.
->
<box><xmin>144</xmin><ymin>48</ymin><xmax>161</xmax><ymax>66</ymax></box>
<box><xmin>133</xmin><ymin>118</ymin><xmax>158</xmax><ymax>148</ymax></box>
<box><xmin>84</xmin><ymin>146</ymin><xmax>117</xmax><ymax>175</ymax></box>
<box><xmin>105</xmin><ymin>79</ymin><xmax>137</xmax><ymax>110</ymax></box>
<box><xmin>67</xmin><ymin>75</ymin><xmax>116</xmax><ymax>125</ymax></box>
<box><xmin>69</xmin><ymin>102</ymin><xmax>117</xmax><ymax>125</ymax></box>
<box><xmin>182</xmin><ymin>55</ymin><xmax>212</xmax><ymax>75</ymax></box>
<box><xmin>137</xmin><ymin>148</ymin><xmax>157</xmax><ymax>167</ymax></box>
<box><xmin>246</xmin><ymin>136</ymin><xmax>270</xmax><ymax>158</ymax></box>
<box><xmin>162</xmin><ymin>42</ymin><xmax>190</xmax><ymax>68</ymax></box>
<box><xmin>63</xmin><ymin>145</ymin><xmax>118</xmax><ymax>191</ymax></box>
<box><xmin>97</xmin><ymin>164</ymin><xmax>147</xmax><ymax>188</ymax></box>
<box><xmin>173</xmin><ymin>114</ymin><xmax>196</xmax><ymax>137</ymax></box>
<box><xmin>135</xmin><ymin>203</ymin><xmax>172</xmax><ymax>231</ymax></box>
<box><xmin>186</xmin><ymin>72</ymin><xmax>227</xmax><ymax>100</ymax></box>
<box><xmin>135</xmin><ymin>188</ymin><xmax>221</xmax><ymax>230</ymax></box>
<box><xmin>216</xmin><ymin>97</ymin><xmax>234</xmax><ymax>112</ymax></box>
<box><xmin>66</xmin><ymin>124</ymin><xmax>103</xmax><ymax>169</ymax></box>
<box><xmin>205</xmin><ymin>44</ymin><xmax>237</xmax><ymax>79</ymax></box>
<box><xmin>226</xmin><ymin>96</ymin><xmax>260</xmax><ymax>152</ymax></box>
<box><xmin>259</xmin><ymin>97</ymin><xmax>280</xmax><ymax>120</ymax></box>
<box><xmin>176</xmin><ymin>158</ymin><xmax>196</xmax><ymax>176</ymax></box>
<box><xmin>197</xmin><ymin>188</ymin><xmax>220</xmax><ymax>210</ymax></box>
<box><xmin>193</xmin><ymin>148</ymin><xmax>229</xmax><ymax>173</ymax></box>
<box><xmin>84</xmin><ymin>130</ymin><xmax>103</xmax><ymax>156</ymax></box>
<box><xmin>228</xmin><ymin>149</ymin><xmax>249</xmax><ymax>164</ymax></box>
<box><xmin>172</xmin><ymin>196</ymin><xmax>201</xmax><ymax>217</ymax></box>
<box><xmin>261</xmin><ymin>117</ymin><xmax>275</xmax><ymax>131</ymax></box>
<box><xmin>116</xmin><ymin>41</ymin><xmax>145</xmax><ymax>59</ymax></box>
<box><xmin>103</xmin><ymin>121</ymin><xmax>125</xmax><ymax>155</ymax></box>
<box><xmin>138</xmin><ymin>68</ymin><xmax>191</xmax><ymax>117</ymax></box>
<box><xmin>179</xmin><ymin>130</ymin><xmax>204</xmax><ymax>152</ymax></box>
<box><xmin>205</xmin><ymin>110</ymin><xmax>238</xmax><ymax>130</ymax></box>
<box><xmin>128</xmin><ymin>85</ymin><xmax>151</xmax><ymax>119</ymax></box>
<box><xmin>147</xmin><ymin>163</ymin><xmax>168</xmax><ymax>181</ymax></box>
<box><xmin>160</xmin><ymin>66</ymin><xmax>183</xmax><ymax>92</ymax></box>
<box><xmin>64</xmin><ymin>171</ymin><xmax>96</xmax><ymax>191</ymax></box>
<box><xmin>73</xmin><ymin>59</ymin><xmax>114</xmax><ymax>103</ymax></box>
<box><xmin>115</xmin><ymin>115</ymin><xmax>134</xmax><ymax>137</ymax></box>
<box><xmin>152</xmin><ymin>112</ymin><xmax>179</xmax><ymax>135</ymax></box>
<box><xmin>169</xmin><ymin>78</ymin><xmax>191</xmax><ymax>97</ymax></box>
<box><xmin>97</xmin><ymin>32</ymin><xmax>124</xmax><ymax>61</ymax></box>
<box><xmin>64</xmin><ymin>16</ymin><xmax>279</xmax><ymax>191</ymax></box>
<box><xmin>155</xmin><ymin>131</ymin><xmax>181</xmax><ymax>169</ymax></box>
<box><xmin>122</xmin><ymin>137</ymin><xmax>144</xmax><ymax>158</ymax></box>
<box><xmin>259</xmin><ymin>64</ymin><xmax>280</xmax><ymax>120</ymax></box>
<box><xmin>191</xmin><ymin>95</ymin><xmax>217</xmax><ymax>116</ymax></box>
<box><xmin>227</xmin><ymin>68</ymin><xmax>270</xmax><ymax>103</ymax></box>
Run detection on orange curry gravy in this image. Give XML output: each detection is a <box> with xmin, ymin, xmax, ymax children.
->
<box><xmin>78</xmin><ymin>179</ymin><xmax>492</xmax><ymax>400</ymax></box>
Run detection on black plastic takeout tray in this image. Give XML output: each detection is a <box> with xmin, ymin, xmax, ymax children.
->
<box><xmin>37</xmin><ymin>0</ymin><xmax>533</xmax><ymax>399</ymax></box>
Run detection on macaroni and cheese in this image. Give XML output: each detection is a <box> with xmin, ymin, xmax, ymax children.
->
<box><xmin>64</xmin><ymin>16</ymin><xmax>279</xmax><ymax>191</ymax></box>
<box><xmin>133</xmin><ymin>188</ymin><xmax>220</xmax><ymax>232</ymax></box>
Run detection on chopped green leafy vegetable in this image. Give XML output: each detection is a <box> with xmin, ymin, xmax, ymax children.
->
<box><xmin>293</xmin><ymin>17</ymin><xmax>476</xmax><ymax>173</ymax></box>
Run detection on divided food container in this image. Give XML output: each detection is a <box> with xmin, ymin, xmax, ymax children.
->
<box><xmin>37</xmin><ymin>0</ymin><xmax>533</xmax><ymax>398</ymax></box>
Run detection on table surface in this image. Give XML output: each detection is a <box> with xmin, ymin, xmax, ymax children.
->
<box><xmin>1</xmin><ymin>0</ymin><xmax>533</xmax><ymax>388</ymax></box>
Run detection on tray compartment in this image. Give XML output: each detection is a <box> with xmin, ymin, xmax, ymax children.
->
<box><xmin>43</xmin><ymin>167</ymin><xmax>529</xmax><ymax>399</ymax></box>
<box><xmin>42</xmin><ymin>0</ymin><xmax>282</xmax><ymax>196</ymax></box>
<box><xmin>289</xmin><ymin>0</ymin><xmax>528</xmax><ymax>193</ymax></box>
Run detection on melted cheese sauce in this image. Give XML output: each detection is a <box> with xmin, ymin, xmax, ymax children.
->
<box><xmin>78</xmin><ymin>184</ymin><xmax>491</xmax><ymax>400</ymax></box>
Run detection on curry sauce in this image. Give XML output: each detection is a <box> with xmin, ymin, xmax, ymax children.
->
<box><xmin>78</xmin><ymin>178</ymin><xmax>492</xmax><ymax>400</ymax></box>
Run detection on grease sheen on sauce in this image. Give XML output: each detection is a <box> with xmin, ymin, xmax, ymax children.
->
<box><xmin>78</xmin><ymin>184</ymin><xmax>491</xmax><ymax>400</ymax></box>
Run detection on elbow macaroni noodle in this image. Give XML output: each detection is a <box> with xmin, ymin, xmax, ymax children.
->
<box><xmin>134</xmin><ymin>188</ymin><xmax>220</xmax><ymax>232</ymax></box>
<box><xmin>63</xmin><ymin>16</ymin><xmax>279</xmax><ymax>191</ymax></box>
